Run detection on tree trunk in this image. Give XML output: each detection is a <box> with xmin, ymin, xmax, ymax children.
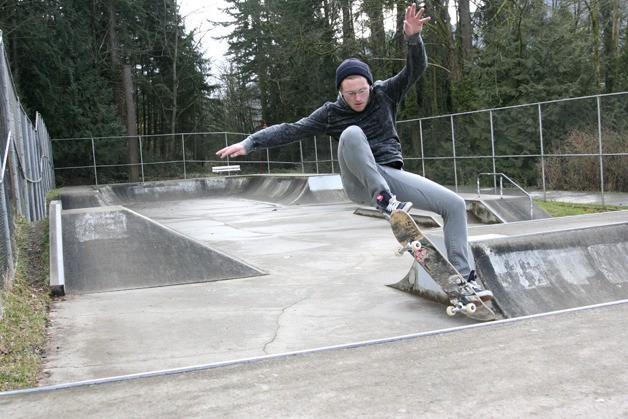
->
<box><xmin>458</xmin><ymin>0</ymin><xmax>473</xmax><ymax>74</ymax></box>
<box><xmin>107</xmin><ymin>0</ymin><xmax>140</xmax><ymax>182</ymax></box>
<box><xmin>585</xmin><ymin>0</ymin><xmax>602</xmax><ymax>93</ymax></box>
<box><xmin>364</xmin><ymin>0</ymin><xmax>386</xmax><ymax>60</ymax></box>
<box><xmin>171</xmin><ymin>2</ymin><xmax>179</xmax><ymax>134</ymax></box>
<box><xmin>600</xmin><ymin>0</ymin><xmax>620</xmax><ymax>92</ymax></box>
<box><xmin>123</xmin><ymin>65</ymin><xmax>140</xmax><ymax>182</ymax></box>
<box><xmin>340</xmin><ymin>0</ymin><xmax>356</xmax><ymax>55</ymax></box>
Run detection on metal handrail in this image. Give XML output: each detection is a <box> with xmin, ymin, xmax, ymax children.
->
<box><xmin>0</xmin><ymin>131</ymin><xmax>12</xmax><ymax>184</ymax></box>
<box><xmin>476</xmin><ymin>172</ymin><xmax>534</xmax><ymax>219</ymax></box>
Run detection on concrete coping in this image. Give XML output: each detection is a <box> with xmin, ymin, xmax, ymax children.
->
<box><xmin>49</xmin><ymin>200</ymin><xmax>65</xmax><ymax>295</ymax></box>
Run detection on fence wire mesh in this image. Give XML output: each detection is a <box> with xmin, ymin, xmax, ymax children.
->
<box><xmin>0</xmin><ymin>31</ymin><xmax>56</xmax><ymax>300</ymax></box>
<box><xmin>53</xmin><ymin>92</ymin><xmax>627</xmax><ymax>199</ymax></box>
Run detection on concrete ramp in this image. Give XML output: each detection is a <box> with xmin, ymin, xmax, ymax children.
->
<box><xmin>54</xmin><ymin>175</ymin><xmax>348</xmax><ymax>294</ymax></box>
<box><xmin>61</xmin><ymin>175</ymin><xmax>348</xmax><ymax>209</ymax></box>
<box><xmin>467</xmin><ymin>197</ymin><xmax>551</xmax><ymax>223</ymax></box>
<box><xmin>61</xmin><ymin>206</ymin><xmax>264</xmax><ymax>294</ymax></box>
<box><xmin>471</xmin><ymin>222</ymin><xmax>628</xmax><ymax>317</ymax></box>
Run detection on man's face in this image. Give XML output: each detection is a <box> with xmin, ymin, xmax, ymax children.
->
<box><xmin>340</xmin><ymin>76</ymin><xmax>371</xmax><ymax>112</ymax></box>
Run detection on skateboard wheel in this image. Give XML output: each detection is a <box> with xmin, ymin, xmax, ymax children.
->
<box><xmin>395</xmin><ymin>247</ymin><xmax>405</xmax><ymax>257</ymax></box>
<box><xmin>410</xmin><ymin>241</ymin><xmax>422</xmax><ymax>251</ymax></box>
<box><xmin>466</xmin><ymin>303</ymin><xmax>477</xmax><ymax>314</ymax></box>
<box><xmin>446</xmin><ymin>306</ymin><xmax>456</xmax><ymax>316</ymax></box>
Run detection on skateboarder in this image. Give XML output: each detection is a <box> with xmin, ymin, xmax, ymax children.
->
<box><xmin>216</xmin><ymin>3</ymin><xmax>492</xmax><ymax>300</ymax></box>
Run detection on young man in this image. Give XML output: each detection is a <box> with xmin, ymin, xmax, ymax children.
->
<box><xmin>216</xmin><ymin>3</ymin><xmax>492</xmax><ymax>299</ymax></box>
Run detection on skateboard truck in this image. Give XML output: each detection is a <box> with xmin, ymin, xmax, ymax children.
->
<box><xmin>446</xmin><ymin>299</ymin><xmax>477</xmax><ymax>316</ymax></box>
<box><xmin>394</xmin><ymin>239</ymin><xmax>422</xmax><ymax>257</ymax></box>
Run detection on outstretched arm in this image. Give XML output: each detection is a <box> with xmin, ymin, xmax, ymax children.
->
<box><xmin>216</xmin><ymin>106</ymin><xmax>330</xmax><ymax>159</ymax></box>
<box><xmin>404</xmin><ymin>3</ymin><xmax>431</xmax><ymax>36</ymax></box>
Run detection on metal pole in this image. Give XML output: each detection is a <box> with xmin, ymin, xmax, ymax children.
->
<box><xmin>91</xmin><ymin>138</ymin><xmax>98</xmax><ymax>185</ymax></box>
<box><xmin>489</xmin><ymin>110</ymin><xmax>497</xmax><ymax>194</ymax></box>
<box><xmin>139</xmin><ymin>136</ymin><xmax>145</xmax><ymax>184</ymax></box>
<box><xmin>313</xmin><ymin>136</ymin><xmax>319</xmax><ymax>174</ymax></box>
<box><xmin>596</xmin><ymin>96</ymin><xmax>605</xmax><ymax>205</ymax></box>
<box><xmin>0</xmin><ymin>131</ymin><xmax>15</xmax><ymax>275</ymax></box>
<box><xmin>182</xmin><ymin>134</ymin><xmax>187</xmax><ymax>179</ymax></box>
<box><xmin>451</xmin><ymin>116</ymin><xmax>458</xmax><ymax>192</ymax></box>
<box><xmin>299</xmin><ymin>141</ymin><xmax>305</xmax><ymax>174</ymax></box>
<box><xmin>538</xmin><ymin>103</ymin><xmax>547</xmax><ymax>201</ymax></box>
<box><xmin>224</xmin><ymin>132</ymin><xmax>230</xmax><ymax>166</ymax></box>
<box><xmin>329</xmin><ymin>136</ymin><xmax>335</xmax><ymax>174</ymax></box>
<box><xmin>419</xmin><ymin>120</ymin><xmax>425</xmax><ymax>177</ymax></box>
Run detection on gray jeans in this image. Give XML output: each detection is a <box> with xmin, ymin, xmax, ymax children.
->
<box><xmin>337</xmin><ymin>126</ymin><xmax>471</xmax><ymax>277</ymax></box>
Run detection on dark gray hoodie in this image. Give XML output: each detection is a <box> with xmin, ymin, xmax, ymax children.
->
<box><xmin>240</xmin><ymin>33</ymin><xmax>428</xmax><ymax>167</ymax></box>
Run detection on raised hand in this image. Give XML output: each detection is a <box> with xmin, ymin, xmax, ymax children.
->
<box><xmin>404</xmin><ymin>3</ymin><xmax>431</xmax><ymax>36</ymax></box>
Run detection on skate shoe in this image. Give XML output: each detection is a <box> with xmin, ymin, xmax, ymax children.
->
<box><xmin>376</xmin><ymin>190</ymin><xmax>413</xmax><ymax>215</ymax></box>
<box><xmin>466</xmin><ymin>270</ymin><xmax>493</xmax><ymax>301</ymax></box>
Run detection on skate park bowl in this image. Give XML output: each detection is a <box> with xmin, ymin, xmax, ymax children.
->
<box><xmin>50</xmin><ymin>174</ymin><xmax>628</xmax><ymax>318</ymax></box>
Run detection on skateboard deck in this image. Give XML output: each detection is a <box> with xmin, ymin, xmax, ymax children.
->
<box><xmin>389</xmin><ymin>210</ymin><xmax>495</xmax><ymax>321</ymax></box>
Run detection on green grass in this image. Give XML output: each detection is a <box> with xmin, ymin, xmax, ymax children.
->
<box><xmin>534</xmin><ymin>200</ymin><xmax>625</xmax><ymax>217</ymax></box>
<box><xmin>0</xmin><ymin>189</ymin><xmax>58</xmax><ymax>391</ymax></box>
<box><xmin>0</xmin><ymin>217</ymin><xmax>51</xmax><ymax>391</ymax></box>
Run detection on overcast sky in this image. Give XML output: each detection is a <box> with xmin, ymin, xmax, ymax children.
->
<box><xmin>179</xmin><ymin>0</ymin><xmax>232</xmax><ymax>66</ymax></box>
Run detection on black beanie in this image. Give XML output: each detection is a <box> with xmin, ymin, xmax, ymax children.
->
<box><xmin>336</xmin><ymin>58</ymin><xmax>373</xmax><ymax>89</ymax></box>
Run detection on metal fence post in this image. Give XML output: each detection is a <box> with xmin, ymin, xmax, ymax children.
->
<box><xmin>596</xmin><ymin>96</ymin><xmax>605</xmax><ymax>205</ymax></box>
<box><xmin>182</xmin><ymin>134</ymin><xmax>187</xmax><ymax>179</ymax></box>
<box><xmin>450</xmin><ymin>115</ymin><xmax>458</xmax><ymax>192</ymax></box>
<box><xmin>329</xmin><ymin>136</ymin><xmax>335</xmax><ymax>174</ymax></box>
<box><xmin>0</xmin><ymin>132</ymin><xmax>15</xmax><ymax>277</ymax></box>
<box><xmin>419</xmin><ymin>119</ymin><xmax>425</xmax><ymax>177</ymax></box>
<box><xmin>538</xmin><ymin>103</ymin><xmax>547</xmax><ymax>201</ymax></box>
<box><xmin>313</xmin><ymin>136</ymin><xmax>319</xmax><ymax>174</ymax></box>
<box><xmin>91</xmin><ymin>137</ymin><xmax>98</xmax><ymax>185</ymax></box>
<box><xmin>489</xmin><ymin>110</ymin><xmax>497</xmax><ymax>193</ymax></box>
<box><xmin>139</xmin><ymin>135</ymin><xmax>145</xmax><ymax>184</ymax></box>
<box><xmin>299</xmin><ymin>141</ymin><xmax>305</xmax><ymax>173</ymax></box>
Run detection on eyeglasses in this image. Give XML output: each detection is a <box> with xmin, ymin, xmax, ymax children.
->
<box><xmin>342</xmin><ymin>87</ymin><xmax>370</xmax><ymax>99</ymax></box>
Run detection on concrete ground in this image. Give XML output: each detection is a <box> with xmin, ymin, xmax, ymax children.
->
<box><xmin>0</xmin><ymin>177</ymin><xmax>627</xmax><ymax>417</ymax></box>
<box><xmin>1</xmin><ymin>302</ymin><xmax>626</xmax><ymax>418</ymax></box>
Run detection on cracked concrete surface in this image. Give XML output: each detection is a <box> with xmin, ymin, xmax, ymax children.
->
<box><xmin>41</xmin><ymin>197</ymin><xmax>474</xmax><ymax>385</ymax></box>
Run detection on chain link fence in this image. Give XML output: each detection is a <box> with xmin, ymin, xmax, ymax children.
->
<box><xmin>0</xmin><ymin>31</ymin><xmax>56</xmax><ymax>304</ymax></box>
<box><xmin>53</xmin><ymin>91</ymin><xmax>627</xmax><ymax>201</ymax></box>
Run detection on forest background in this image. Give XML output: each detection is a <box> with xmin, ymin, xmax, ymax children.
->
<box><xmin>0</xmin><ymin>0</ymin><xmax>626</xmax><ymax>189</ymax></box>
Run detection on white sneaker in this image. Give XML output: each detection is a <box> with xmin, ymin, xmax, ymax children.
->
<box><xmin>376</xmin><ymin>191</ymin><xmax>413</xmax><ymax>214</ymax></box>
<box><xmin>467</xmin><ymin>270</ymin><xmax>493</xmax><ymax>301</ymax></box>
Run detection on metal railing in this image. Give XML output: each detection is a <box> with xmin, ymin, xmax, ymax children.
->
<box><xmin>52</xmin><ymin>92</ymin><xmax>627</xmax><ymax>203</ymax></box>
<box><xmin>476</xmin><ymin>172</ymin><xmax>534</xmax><ymax>219</ymax></box>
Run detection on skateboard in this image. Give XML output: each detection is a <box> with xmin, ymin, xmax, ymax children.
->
<box><xmin>389</xmin><ymin>210</ymin><xmax>496</xmax><ymax>321</ymax></box>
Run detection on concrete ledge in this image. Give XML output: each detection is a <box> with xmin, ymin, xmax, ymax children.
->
<box><xmin>471</xmin><ymin>222</ymin><xmax>628</xmax><ymax>317</ymax></box>
<box><xmin>49</xmin><ymin>200</ymin><xmax>65</xmax><ymax>295</ymax></box>
<box><xmin>389</xmin><ymin>213</ymin><xmax>628</xmax><ymax>318</ymax></box>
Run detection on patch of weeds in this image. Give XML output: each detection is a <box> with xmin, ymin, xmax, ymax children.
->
<box><xmin>0</xmin><ymin>217</ymin><xmax>51</xmax><ymax>391</ymax></box>
<box><xmin>534</xmin><ymin>200</ymin><xmax>625</xmax><ymax>217</ymax></box>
